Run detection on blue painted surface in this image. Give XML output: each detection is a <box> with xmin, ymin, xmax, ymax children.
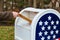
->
<box><xmin>36</xmin><ymin>13</ymin><xmax>60</xmax><ymax>40</ymax></box>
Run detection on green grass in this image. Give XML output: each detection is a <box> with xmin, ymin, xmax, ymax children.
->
<box><xmin>0</xmin><ymin>26</ymin><xmax>14</xmax><ymax>40</ymax></box>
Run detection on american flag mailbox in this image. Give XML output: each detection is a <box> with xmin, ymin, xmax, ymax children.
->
<box><xmin>15</xmin><ymin>7</ymin><xmax>60</xmax><ymax>40</ymax></box>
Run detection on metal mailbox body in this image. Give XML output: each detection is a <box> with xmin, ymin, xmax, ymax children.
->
<box><xmin>15</xmin><ymin>8</ymin><xmax>60</xmax><ymax>40</ymax></box>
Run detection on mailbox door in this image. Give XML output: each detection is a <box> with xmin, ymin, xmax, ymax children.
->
<box><xmin>31</xmin><ymin>9</ymin><xmax>60</xmax><ymax>40</ymax></box>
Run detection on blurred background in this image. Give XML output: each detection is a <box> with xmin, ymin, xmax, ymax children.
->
<box><xmin>0</xmin><ymin>0</ymin><xmax>60</xmax><ymax>40</ymax></box>
<box><xmin>0</xmin><ymin>0</ymin><xmax>60</xmax><ymax>12</ymax></box>
<box><xmin>0</xmin><ymin>0</ymin><xmax>60</xmax><ymax>25</ymax></box>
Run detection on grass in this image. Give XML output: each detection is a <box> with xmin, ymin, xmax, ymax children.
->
<box><xmin>0</xmin><ymin>26</ymin><xmax>14</xmax><ymax>40</ymax></box>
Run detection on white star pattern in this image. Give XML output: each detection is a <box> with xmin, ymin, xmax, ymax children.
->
<box><xmin>50</xmin><ymin>30</ymin><xmax>54</xmax><ymax>35</ymax></box>
<box><xmin>56</xmin><ymin>20</ymin><xmax>59</xmax><ymax>25</ymax></box>
<box><xmin>48</xmin><ymin>16</ymin><xmax>51</xmax><ymax>20</ymax></box>
<box><xmin>48</xmin><ymin>26</ymin><xmax>51</xmax><ymax>30</ymax></box>
<box><xmin>44</xmin><ymin>21</ymin><xmax>48</xmax><ymax>25</ymax></box>
<box><xmin>42</xmin><ymin>26</ymin><xmax>45</xmax><ymax>30</ymax></box>
<box><xmin>53</xmin><ymin>35</ymin><xmax>56</xmax><ymax>38</ymax></box>
<box><xmin>39</xmin><ymin>32</ymin><xmax>42</xmax><ymax>36</ymax></box>
<box><xmin>41</xmin><ymin>37</ymin><xmax>45</xmax><ymax>40</ymax></box>
<box><xmin>51</xmin><ymin>21</ymin><xmax>54</xmax><ymax>25</ymax></box>
<box><xmin>39</xmin><ymin>21</ymin><xmax>43</xmax><ymax>26</ymax></box>
<box><xmin>56</xmin><ymin>30</ymin><xmax>59</xmax><ymax>34</ymax></box>
<box><xmin>53</xmin><ymin>25</ymin><xmax>57</xmax><ymax>29</ymax></box>
<box><xmin>37</xmin><ymin>15</ymin><xmax>60</xmax><ymax>40</ymax></box>
<box><xmin>47</xmin><ymin>36</ymin><xmax>51</xmax><ymax>39</ymax></box>
<box><xmin>44</xmin><ymin>31</ymin><xmax>48</xmax><ymax>35</ymax></box>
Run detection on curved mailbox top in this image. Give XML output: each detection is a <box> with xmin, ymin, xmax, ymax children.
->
<box><xmin>15</xmin><ymin>7</ymin><xmax>45</xmax><ymax>29</ymax></box>
<box><xmin>31</xmin><ymin>9</ymin><xmax>60</xmax><ymax>40</ymax></box>
<box><xmin>20</xmin><ymin>7</ymin><xmax>45</xmax><ymax>14</ymax></box>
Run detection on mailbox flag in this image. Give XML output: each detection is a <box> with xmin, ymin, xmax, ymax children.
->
<box><xmin>36</xmin><ymin>13</ymin><xmax>60</xmax><ymax>40</ymax></box>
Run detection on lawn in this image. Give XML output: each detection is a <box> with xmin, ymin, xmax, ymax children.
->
<box><xmin>0</xmin><ymin>26</ymin><xmax>14</xmax><ymax>40</ymax></box>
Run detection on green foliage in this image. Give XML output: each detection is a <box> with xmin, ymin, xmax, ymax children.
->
<box><xmin>43</xmin><ymin>0</ymin><xmax>51</xmax><ymax>4</ymax></box>
<box><xmin>17</xmin><ymin>0</ymin><xmax>24</xmax><ymax>8</ymax></box>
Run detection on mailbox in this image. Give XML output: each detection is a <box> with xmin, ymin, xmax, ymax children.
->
<box><xmin>15</xmin><ymin>7</ymin><xmax>60</xmax><ymax>40</ymax></box>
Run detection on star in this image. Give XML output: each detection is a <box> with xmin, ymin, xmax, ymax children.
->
<box><xmin>39</xmin><ymin>32</ymin><xmax>42</xmax><ymax>36</ymax></box>
<box><xmin>53</xmin><ymin>35</ymin><xmax>56</xmax><ymax>38</ymax></box>
<box><xmin>44</xmin><ymin>31</ymin><xmax>48</xmax><ymax>35</ymax></box>
<box><xmin>44</xmin><ymin>21</ymin><xmax>48</xmax><ymax>25</ymax></box>
<box><xmin>51</xmin><ymin>21</ymin><xmax>54</xmax><ymax>25</ymax></box>
<box><xmin>53</xmin><ymin>25</ymin><xmax>56</xmax><ymax>29</ymax></box>
<box><xmin>50</xmin><ymin>30</ymin><xmax>54</xmax><ymax>35</ymax></box>
<box><xmin>42</xmin><ymin>26</ymin><xmax>45</xmax><ymax>30</ymax></box>
<box><xmin>48</xmin><ymin>16</ymin><xmax>51</xmax><ymax>20</ymax></box>
<box><xmin>39</xmin><ymin>21</ymin><xmax>43</xmax><ymax>26</ymax></box>
<box><xmin>48</xmin><ymin>26</ymin><xmax>51</xmax><ymax>30</ymax></box>
<box><xmin>56</xmin><ymin>20</ymin><xmax>59</xmax><ymax>25</ymax></box>
<box><xmin>56</xmin><ymin>30</ymin><xmax>59</xmax><ymax>34</ymax></box>
<box><xmin>47</xmin><ymin>36</ymin><xmax>51</xmax><ymax>39</ymax></box>
<box><xmin>41</xmin><ymin>37</ymin><xmax>45</xmax><ymax>40</ymax></box>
